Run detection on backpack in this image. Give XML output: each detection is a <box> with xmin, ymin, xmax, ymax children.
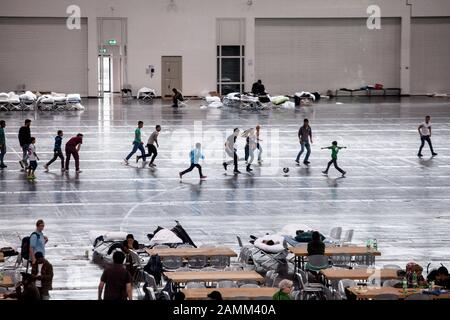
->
<box><xmin>144</xmin><ymin>254</ymin><xmax>163</xmax><ymax>285</ymax></box>
<box><xmin>21</xmin><ymin>232</ymin><xmax>39</xmax><ymax>261</ymax></box>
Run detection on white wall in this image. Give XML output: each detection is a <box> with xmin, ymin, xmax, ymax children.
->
<box><xmin>1</xmin><ymin>0</ymin><xmax>450</xmax><ymax>96</ymax></box>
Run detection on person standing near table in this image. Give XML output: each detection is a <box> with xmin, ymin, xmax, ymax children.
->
<box><xmin>295</xmin><ymin>119</ymin><xmax>313</xmax><ymax>165</ymax></box>
<box><xmin>65</xmin><ymin>133</ymin><xmax>83</xmax><ymax>173</ymax></box>
<box><xmin>418</xmin><ymin>115</ymin><xmax>438</xmax><ymax>157</ymax></box>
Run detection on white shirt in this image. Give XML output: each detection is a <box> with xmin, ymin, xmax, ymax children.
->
<box><xmin>419</xmin><ymin>122</ymin><xmax>431</xmax><ymax>136</ymax></box>
<box><xmin>28</xmin><ymin>144</ymin><xmax>37</xmax><ymax>161</ymax></box>
<box><xmin>35</xmin><ymin>263</ymin><xmax>43</xmax><ymax>287</ymax></box>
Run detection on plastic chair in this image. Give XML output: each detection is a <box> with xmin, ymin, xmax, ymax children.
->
<box><xmin>295</xmin><ymin>272</ymin><xmax>324</xmax><ymax>300</ymax></box>
<box><xmin>341</xmin><ymin>230</ymin><xmax>354</xmax><ymax>246</ymax></box>
<box><xmin>185</xmin><ymin>282</ymin><xmax>206</xmax><ymax>289</ymax></box>
<box><xmin>264</xmin><ymin>270</ymin><xmax>279</xmax><ymax>287</ymax></box>
<box><xmin>331</xmin><ymin>254</ymin><xmax>352</xmax><ymax>269</ymax></box>
<box><xmin>217</xmin><ymin>280</ymin><xmax>238</xmax><ymax>288</ymax></box>
<box><xmin>329</xmin><ymin>227</ymin><xmax>342</xmax><ymax>242</ymax></box>
<box><xmin>209</xmin><ymin>256</ymin><xmax>230</xmax><ymax>269</ymax></box>
<box><xmin>236</xmin><ymin>236</ymin><xmax>243</xmax><ymax>248</ymax></box>
<box><xmin>188</xmin><ymin>256</ymin><xmax>207</xmax><ymax>269</ymax></box>
<box><xmin>239</xmin><ymin>284</ymin><xmax>260</xmax><ymax>288</ymax></box>
<box><xmin>162</xmin><ymin>256</ymin><xmax>183</xmax><ymax>269</ymax></box>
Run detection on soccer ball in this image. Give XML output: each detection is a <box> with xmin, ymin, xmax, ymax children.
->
<box><xmin>283</xmin><ymin>167</ymin><xmax>289</xmax><ymax>174</ymax></box>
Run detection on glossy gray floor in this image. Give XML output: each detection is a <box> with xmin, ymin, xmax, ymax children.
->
<box><xmin>1</xmin><ymin>96</ymin><xmax>450</xmax><ymax>299</ymax></box>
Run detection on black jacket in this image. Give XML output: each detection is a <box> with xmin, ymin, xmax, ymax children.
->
<box><xmin>18</xmin><ymin>126</ymin><xmax>31</xmax><ymax>146</ymax></box>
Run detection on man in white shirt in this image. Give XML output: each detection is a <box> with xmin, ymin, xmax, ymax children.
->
<box><xmin>223</xmin><ymin>128</ymin><xmax>241</xmax><ymax>174</ymax></box>
<box><xmin>418</xmin><ymin>115</ymin><xmax>438</xmax><ymax>157</ymax></box>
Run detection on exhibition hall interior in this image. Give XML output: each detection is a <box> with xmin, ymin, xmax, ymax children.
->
<box><xmin>0</xmin><ymin>0</ymin><xmax>450</xmax><ymax>301</ymax></box>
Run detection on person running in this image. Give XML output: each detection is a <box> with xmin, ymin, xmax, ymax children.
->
<box><xmin>179</xmin><ymin>142</ymin><xmax>207</xmax><ymax>180</ymax></box>
<box><xmin>245</xmin><ymin>128</ymin><xmax>257</xmax><ymax>172</ymax></box>
<box><xmin>0</xmin><ymin>120</ymin><xmax>6</xmax><ymax>169</ymax></box>
<box><xmin>124</xmin><ymin>121</ymin><xmax>146</xmax><ymax>165</ymax></box>
<box><xmin>321</xmin><ymin>141</ymin><xmax>346</xmax><ymax>177</ymax></box>
<box><xmin>223</xmin><ymin>128</ymin><xmax>241</xmax><ymax>174</ymax></box>
<box><xmin>44</xmin><ymin>130</ymin><xmax>65</xmax><ymax>172</ymax></box>
<box><xmin>27</xmin><ymin>137</ymin><xmax>39</xmax><ymax>180</ymax></box>
<box><xmin>256</xmin><ymin>124</ymin><xmax>263</xmax><ymax>163</ymax></box>
<box><xmin>418</xmin><ymin>115</ymin><xmax>438</xmax><ymax>157</ymax></box>
<box><xmin>18</xmin><ymin>119</ymin><xmax>32</xmax><ymax>171</ymax></box>
<box><xmin>137</xmin><ymin>125</ymin><xmax>161</xmax><ymax>167</ymax></box>
<box><xmin>65</xmin><ymin>133</ymin><xmax>83</xmax><ymax>173</ymax></box>
<box><xmin>295</xmin><ymin>119</ymin><xmax>313</xmax><ymax>165</ymax></box>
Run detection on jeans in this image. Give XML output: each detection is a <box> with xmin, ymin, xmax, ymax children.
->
<box><xmin>296</xmin><ymin>141</ymin><xmax>311</xmax><ymax>162</ymax></box>
<box><xmin>324</xmin><ymin>158</ymin><xmax>345</xmax><ymax>174</ymax></box>
<box><xmin>180</xmin><ymin>163</ymin><xmax>203</xmax><ymax>177</ymax></box>
<box><xmin>21</xmin><ymin>144</ymin><xmax>29</xmax><ymax>166</ymax></box>
<box><xmin>65</xmin><ymin>147</ymin><xmax>80</xmax><ymax>171</ymax></box>
<box><xmin>46</xmin><ymin>149</ymin><xmax>65</xmax><ymax>168</ymax></box>
<box><xmin>418</xmin><ymin>135</ymin><xmax>435</xmax><ymax>155</ymax></box>
<box><xmin>0</xmin><ymin>144</ymin><xmax>5</xmax><ymax>164</ymax></box>
<box><xmin>246</xmin><ymin>144</ymin><xmax>262</xmax><ymax>162</ymax></box>
<box><xmin>126</xmin><ymin>142</ymin><xmax>146</xmax><ymax>161</ymax></box>
<box><xmin>257</xmin><ymin>143</ymin><xmax>262</xmax><ymax>161</ymax></box>
<box><xmin>141</xmin><ymin>144</ymin><xmax>157</xmax><ymax>164</ymax></box>
<box><xmin>247</xmin><ymin>147</ymin><xmax>255</xmax><ymax>165</ymax></box>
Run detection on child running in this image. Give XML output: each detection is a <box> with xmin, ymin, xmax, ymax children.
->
<box><xmin>321</xmin><ymin>141</ymin><xmax>346</xmax><ymax>177</ymax></box>
<box><xmin>137</xmin><ymin>124</ymin><xmax>161</xmax><ymax>167</ymax></box>
<box><xmin>255</xmin><ymin>124</ymin><xmax>263</xmax><ymax>164</ymax></box>
<box><xmin>242</xmin><ymin>128</ymin><xmax>257</xmax><ymax>172</ymax></box>
<box><xmin>44</xmin><ymin>130</ymin><xmax>65</xmax><ymax>172</ymax></box>
<box><xmin>179</xmin><ymin>143</ymin><xmax>207</xmax><ymax>180</ymax></box>
<box><xmin>27</xmin><ymin>137</ymin><xmax>39</xmax><ymax>180</ymax></box>
<box><xmin>124</xmin><ymin>121</ymin><xmax>146</xmax><ymax>165</ymax></box>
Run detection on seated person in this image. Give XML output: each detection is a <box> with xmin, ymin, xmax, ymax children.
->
<box><xmin>272</xmin><ymin>279</ymin><xmax>293</xmax><ymax>300</ymax></box>
<box><xmin>172</xmin><ymin>88</ymin><xmax>184</xmax><ymax>107</ymax></box>
<box><xmin>307</xmin><ymin>231</ymin><xmax>325</xmax><ymax>256</ymax></box>
<box><xmin>2</xmin><ymin>273</ymin><xmax>40</xmax><ymax>301</ymax></box>
<box><xmin>122</xmin><ymin>234</ymin><xmax>139</xmax><ymax>254</ymax></box>
<box><xmin>405</xmin><ymin>262</ymin><xmax>427</xmax><ymax>287</ymax></box>
<box><xmin>251</xmin><ymin>80</ymin><xmax>266</xmax><ymax>96</ymax></box>
<box><xmin>435</xmin><ymin>266</ymin><xmax>450</xmax><ymax>289</ymax></box>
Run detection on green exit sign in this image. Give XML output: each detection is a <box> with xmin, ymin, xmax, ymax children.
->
<box><xmin>108</xmin><ymin>39</ymin><xmax>117</xmax><ymax>45</ymax></box>
<box><xmin>99</xmin><ymin>48</ymin><xmax>107</xmax><ymax>54</ymax></box>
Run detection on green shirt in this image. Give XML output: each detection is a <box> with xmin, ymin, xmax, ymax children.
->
<box><xmin>327</xmin><ymin>145</ymin><xmax>343</xmax><ymax>159</ymax></box>
<box><xmin>0</xmin><ymin>127</ymin><xmax>5</xmax><ymax>145</ymax></box>
<box><xmin>134</xmin><ymin>128</ymin><xmax>142</xmax><ymax>144</ymax></box>
<box><xmin>272</xmin><ymin>290</ymin><xmax>291</xmax><ymax>300</ymax></box>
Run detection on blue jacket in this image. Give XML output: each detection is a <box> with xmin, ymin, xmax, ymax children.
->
<box><xmin>190</xmin><ymin>148</ymin><xmax>204</xmax><ymax>164</ymax></box>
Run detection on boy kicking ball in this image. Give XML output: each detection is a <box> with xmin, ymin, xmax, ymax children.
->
<box><xmin>321</xmin><ymin>141</ymin><xmax>346</xmax><ymax>177</ymax></box>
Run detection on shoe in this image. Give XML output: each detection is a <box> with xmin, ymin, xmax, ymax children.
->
<box><xmin>149</xmin><ymin>163</ymin><xmax>156</xmax><ymax>167</ymax></box>
<box><xmin>432</xmin><ymin>153</ymin><xmax>438</xmax><ymax>156</ymax></box>
<box><xmin>76</xmin><ymin>170</ymin><xmax>82</xmax><ymax>173</ymax></box>
<box><xmin>179</xmin><ymin>172</ymin><xmax>182</xmax><ymax>180</ymax></box>
<box><xmin>61</xmin><ymin>168</ymin><xmax>65</xmax><ymax>172</ymax></box>
<box><xmin>19</xmin><ymin>160</ymin><xmax>24</xmax><ymax>168</ymax></box>
<box><xmin>303</xmin><ymin>161</ymin><xmax>310</xmax><ymax>165</ymax></box>
<box><xmin>342</xmin><ymin>171</ymin><xmax>346</xmax><ymax>177</ymax></box>
<box><xmin>295</xmin><ymin>160</ymin><xmax>300</xmax><ymax>165</ymax></box>
<box><xmin>20</xmin><ymin>168</ymin><xmax>26</xmax><ymax>172</ymax></box>
<box><xmin>124</xmin><ymin>159</ymin><xmax>129</xmax><ymax>165</ymax></box>
<box><xmin>417</xmin><ymin>153</ymin><xmax>423</xmax><ymax>157</ymax></box>
<box><xmin>200</xmin><ymin>176</ymin><xmax>207</xmax><ymax>180</ymax></box>
<box><xmin>44</xmin><ymin>164</ymin><xmax>49</xmax><ymax>172</ymax></box>
<box><xmin>223</xmin><ymin>162</ymin><xmax>228</xmax><ymax>171</ymax></box>
<box><xmin>322</xmin><ymin>171</ymin><xmax>328</xmax><ymax>175</ymax></box>
<box><xmin>234</xmin><ymin>170</ymin><xmax>241</xmax><ymax>174</ymax></box>
<box><xmin>246</xmin><ymin>165</ymin><xmax>252</xmax><ymax>172</ymax></box>
<box><xmin>0</xmin><ymin>164</ymin><xmax>5</xmax><ymax>168</ymax></box>
<box><xmin>258</xmin><ymin>159</ymin><xmax>263</xmax><ymax>164</ymax></box>
<box><xmin>136</xmin><ymin>156</ymin><xmax>140</xmax><ymax>163</ymax></box>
